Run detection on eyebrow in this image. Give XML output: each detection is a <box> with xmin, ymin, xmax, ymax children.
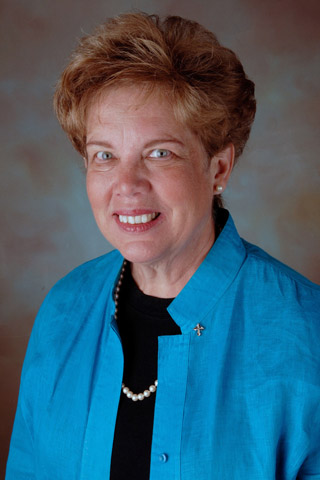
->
<box><xmin>86</xmin><ymin>140</ymin><xmax>113</xmax><ymax>148</ymax></box>
<box><xmin>86</xmin><ymin>138</ymin><xmax>186</xmax><ymax>149</ymax></box>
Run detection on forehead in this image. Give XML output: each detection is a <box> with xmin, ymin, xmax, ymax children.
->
<box><xmin>85</xmin><ymin>85</ymin><xmax>209</xmax><ymax>163</ymax></box>
<box><xmin>87</xmin><ymin>85</ymin><xmax>173</xmax><ymax>123</ymax></box>
<box><xmin>86</xmin><ymin>85</ymin><xmax>195</xmax><ymax>144</ymax></box>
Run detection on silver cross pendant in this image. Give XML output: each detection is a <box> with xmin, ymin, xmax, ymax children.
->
<box><xmin>193</xmin><ymin>323</ymin><xmax>205</xmax><ymax>336</ymax></box>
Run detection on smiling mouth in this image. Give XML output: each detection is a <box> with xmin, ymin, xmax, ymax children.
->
<box><xmin>118</xmin><ymin>212</ymin><xmax>160</xmax><ymax>225</ymax></box>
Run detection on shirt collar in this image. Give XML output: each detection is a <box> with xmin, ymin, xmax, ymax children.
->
<box><xmin>167</xmin><ymin>210</ymin><xmax>246</xmax><ymax>334</ymax></box>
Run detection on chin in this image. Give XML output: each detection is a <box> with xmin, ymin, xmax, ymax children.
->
<box><xmin>117</xmin><ymin>242</ymin><xmax>164</xmax><ymax>266</ymax></box>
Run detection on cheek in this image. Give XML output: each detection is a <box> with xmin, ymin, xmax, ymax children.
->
<box><xmin>159</xmin><ymin>170</ymin><xmax>195</xmax><ymax>197</ymax></box>
<box><xmin>86</xmin><ymin>178</ymin><xmax>109</xmax><ymax>228</ymax></box>
<box><xmin>86</xmin><ymin>174</ymin><xmax>108</xmax><ymax>207</ymax></box>
<box><xmin>168</xmin><ymin>170</ymin><xmax>211</xmax><ymax>202</ymax></box>
<box><xmin>86</xmin><ymin>177</ymin><xmax>97</xmax><ymax>208</ymax></box>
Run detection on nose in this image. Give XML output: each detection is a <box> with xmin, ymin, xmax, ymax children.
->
<box><xmin>115</xmin><ymin>162</ymin><xmax>151</xmax><ymax>197</ymax></box>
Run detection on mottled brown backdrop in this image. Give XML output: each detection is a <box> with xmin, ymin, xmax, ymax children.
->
<box><xmin>1</xmin><ymin>0</ymin><xmax>319</xmax><ymax>473</ymax></box>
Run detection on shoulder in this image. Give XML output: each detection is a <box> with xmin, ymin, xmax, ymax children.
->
<box><xmin>242</xmin><ymin>238</ymin><xmax>320</xmax><ymax>292</ymax></box>
<box><xmin>52</xmin><ymin>248</ymin><xmax>122</xmax><ymax>291</ymax></box>
<box><xmin>233</xmin><ymin>240</ymin><xmax>320</xmax><ymax>387</ymax></box>
<box><xmin>23</xmin><ymin>250</ymin><xmax>123</xmax><ymax>371</ymax></box>
<box><xmin>44</xmin><ymin>249</ymin><xmax>123</xmax><ymax>302</ymax></box>
<box><xmin>237</xmin><ymin>241</ymin><xmax>320</xmax><ymax>352</ymax></box>
<box><xmin>32</xmin><ymin>249</ymin><xmax>123</xmax><ymax>336</ymax></box>
<box><xmin>217</xmin><ymin>210</ymin><xmax>320</xmax><ymax>309</ymax></box>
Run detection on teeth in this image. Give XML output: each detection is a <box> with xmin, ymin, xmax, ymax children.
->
<box><xmin>119</xmin><ymin>213</ymin><xmax>157</xmax><ymax>224</ymax></box>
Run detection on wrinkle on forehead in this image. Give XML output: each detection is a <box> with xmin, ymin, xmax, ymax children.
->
<box><xmin>88</xmin><ymin>83</ymin><xmax>172</xmax><ymax>121</ymax></box>
<box><xmin>86</xmin><ymin>85</ymin><xmax>178</xmax><ymax>146</ymax></box>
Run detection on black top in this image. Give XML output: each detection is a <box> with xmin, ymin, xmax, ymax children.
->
<box><xmin>110</xmin><ymin>267</ymin><xmax>181</xmax><ymax>479</ymax></box>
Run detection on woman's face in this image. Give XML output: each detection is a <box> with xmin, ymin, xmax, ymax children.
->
<box><xmin>85</xmin><ymin>86</ymin><xmax>231</xmax><ymax>270</ymax></box>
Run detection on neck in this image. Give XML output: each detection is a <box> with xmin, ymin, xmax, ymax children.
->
<box><xmin>130</xmin><ymin>229</ymin><xmax>215</xmax><ymax>298</ymax></box>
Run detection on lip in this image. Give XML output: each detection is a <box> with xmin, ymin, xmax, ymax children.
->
<box><xmin>114</xmin><ymin>209</ymin><xmax>159</xmax><ymax>216</ymax></box>
<box><xmin>114</xmin><ymin>211</ymin><xmax>162</xmax><ymax>233</ymax></box>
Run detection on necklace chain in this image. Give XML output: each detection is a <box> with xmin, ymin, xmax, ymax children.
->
<box><xmin>114</xmin><ymin>260</ymin><xmax>158</xmax><ymax>402</ymax></box>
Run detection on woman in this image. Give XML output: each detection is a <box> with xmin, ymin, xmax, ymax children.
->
<box><xmin>6</xmin><ymin>12</ymin><xmax>320</xmax><ymax>480</ymax></box>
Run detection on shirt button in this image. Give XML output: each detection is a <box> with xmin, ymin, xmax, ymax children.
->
<box><xmin>158</xmin><ymin>453</ymin><xmax>168</xmax><ymax>463</ymax></box>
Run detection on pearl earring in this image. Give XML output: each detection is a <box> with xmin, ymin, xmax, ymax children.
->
<box><xmin>216</xmin><ymin>185</ymin><xmax>223</xmax><ymax>192</ymax></box>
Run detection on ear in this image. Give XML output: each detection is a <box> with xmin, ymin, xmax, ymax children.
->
<box><xmin>209</xmin><ymin>143</ymin><xmax>234</xmax><ymax>194</ymax></box>
<box><xmin>83</xmin><ymin>156</ymin><xmax>88</xmax><ymax>169</ymax></box>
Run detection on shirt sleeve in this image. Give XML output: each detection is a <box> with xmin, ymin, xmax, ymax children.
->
<box><xmin>297</xmin><ymin>388</ymin><xmax>320</xmax><ymax>479</ymax></box>
<box><xmin>5</xmin><ymin>394</ymin><xmax>35</xmax><ymax>479</ymax></box>
<box><xmin>298</xmin><ymin>450</ymin><xmax>320</xmax><ymax>479</ymax></box>
<box><xmin>5</xmin><ymin>304</ymin><xmax>42</xmax><ymax>479</ymax></box>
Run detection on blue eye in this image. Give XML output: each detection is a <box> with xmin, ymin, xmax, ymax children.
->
<box><xmin>96</xmin><ymin>151</ymin><xmax>113</xmax><ymax>161</ymax></box>
<box><xmin>149</xmin><ymin>149</ymin><xmax>171</xmax><ymax>159</ymax></box>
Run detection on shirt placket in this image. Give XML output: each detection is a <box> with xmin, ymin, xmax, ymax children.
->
<box><xmin>79</xmin><ymin>315</ymin><xmax>124</xmax><ymax>480</ymax></box>
<box><xmin>150</xmin><ymin>333</ymin><xmax>190</xmax><ymax>480</ymax></box>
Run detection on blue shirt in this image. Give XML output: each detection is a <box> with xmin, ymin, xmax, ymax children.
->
<box><xmin>6</xmin><ymin>212</ymin><xmax>320</xmax><ymax>479</ymax></box>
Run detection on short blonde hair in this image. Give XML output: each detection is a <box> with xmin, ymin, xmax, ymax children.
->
<box><xmin>54</xmin><ymin>12</ymin><xmax>256</xmax><ymax>165</ymax></box>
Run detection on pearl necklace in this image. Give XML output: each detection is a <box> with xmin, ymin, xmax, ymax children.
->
<box><xmin>114</xmin><ymin>260</ymin><xmax>158</xmax><ymax>402</ymax></box>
